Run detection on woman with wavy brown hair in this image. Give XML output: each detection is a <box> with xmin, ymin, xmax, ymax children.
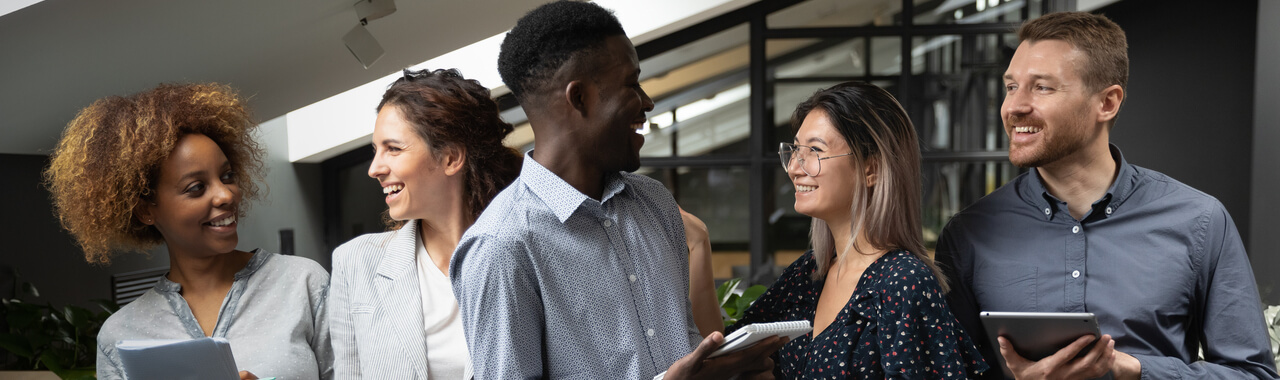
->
<box><xmin>327</xmin><ymin>68</ymin><xmax>523</xmax><ymax>379</ymax></box>
<box><xmin>45</xmin><ymin>83</ymin><xmax>332</xmax><ymax>379</ymax></box>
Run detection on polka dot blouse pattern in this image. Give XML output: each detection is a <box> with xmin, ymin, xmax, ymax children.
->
<box><xmin>729</xmin><ymin>249</ymin><xmax>988</xmax><ymax>379</ymax></box>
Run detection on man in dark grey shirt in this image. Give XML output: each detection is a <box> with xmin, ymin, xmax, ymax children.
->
<box><xmin>936</xmin><ymin>11</ymin><xmax>1278</xmax><ymax>380</ymax></box>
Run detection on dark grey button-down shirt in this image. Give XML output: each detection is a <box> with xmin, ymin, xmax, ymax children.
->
<box><xmin>937</xmin><ymin>145</ymin><xmax>1278</xmax><ymax>379</ymax></box>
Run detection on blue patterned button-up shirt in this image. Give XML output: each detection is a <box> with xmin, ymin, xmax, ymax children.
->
<box><xmin>451</xmin><ymin>153</ymin><xmax>701</xmax><ymax>379</ymax></box>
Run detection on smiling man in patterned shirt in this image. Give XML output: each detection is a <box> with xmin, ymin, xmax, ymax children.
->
<box><xmin>450</xmin><ymin>1</ymin><xmax>784</xmax><ymax>379</ymax></box>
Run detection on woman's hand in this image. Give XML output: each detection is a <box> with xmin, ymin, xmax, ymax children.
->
<box><xmin>238</xmin><ymin>370</ymin><xmax>259</xmax><ymax>380</ymax></box>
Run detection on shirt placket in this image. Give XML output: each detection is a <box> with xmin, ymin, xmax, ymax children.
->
<box><xmin>1063</xmin><ymin>206</ymin><xmax>1087</xmax><ymax>312</ymax></box>
<box><xmin>597</xmin><ymin>203</ymin><xmax>662</xmax><ymax>374</ymax></box>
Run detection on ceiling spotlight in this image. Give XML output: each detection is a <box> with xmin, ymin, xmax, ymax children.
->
<box><xmin>343</xmin><ymin>24</ymin><xmax>384</xmax><ymax>69</ymax></box>
<box><xmin>343</xmin><ymin>0</ymin><xmax>396</xmax><ymax>69</ymax></box>
<box><xmin>355</xmin><ymin>0</ymin><xmax>396</xmax><ymax>24</ymax></box>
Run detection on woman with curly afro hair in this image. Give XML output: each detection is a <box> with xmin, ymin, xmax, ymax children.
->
<box><xmin>327</xmin><ymin>68</ymin><xmax>523</xmax><ymax>379</ymax></box>
<box><xmin>45</xmin><ymin>83</ymin><xmax>332</xmax><ymax>380</ymax></box>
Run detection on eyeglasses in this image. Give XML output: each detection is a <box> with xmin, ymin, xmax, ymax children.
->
<box><xmin>778</xmin><ymin>142</ymin><xmax>856</xmax><ymax>177</ymax></box>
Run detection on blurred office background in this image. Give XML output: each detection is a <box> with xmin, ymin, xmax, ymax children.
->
<box><xmin>1</xmin><ymin>0</ymin><xmax>1278</xmax><ymax>310</ymax></box>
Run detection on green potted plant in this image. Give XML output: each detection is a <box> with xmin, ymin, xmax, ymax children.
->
<box><xmin>716</xmin><ymin>278</ymin><xmax>768</xmax><ymax>327</ymax></box>
<box><xmin>1264</xmin><ymin>304</ymin><xmax>1280</xmax><ymax>370</ymax></box>
<box><xmin>0</xmin><ymin>269</ymin><xmax>116</xmax><ymax>380</ymax></box>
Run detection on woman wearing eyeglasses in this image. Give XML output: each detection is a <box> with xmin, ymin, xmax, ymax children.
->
<box><xmin>727</xmin><ymin>82</ymin><xmax>988</xmax><ymax>379</ymax></box>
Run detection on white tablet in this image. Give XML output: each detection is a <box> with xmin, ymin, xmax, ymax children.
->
<box><xmin>979</xmin><ymin>311</ymin><xmax>1111</xmax><ymax>379</ymax></box>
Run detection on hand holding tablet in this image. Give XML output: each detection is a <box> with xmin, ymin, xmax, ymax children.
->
<box><xmin>980</xmin><ymin>312</ymin><xmax>1115</xmax><ymax>380</ymax></box>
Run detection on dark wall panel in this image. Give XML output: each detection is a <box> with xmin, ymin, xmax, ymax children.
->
<box><xmin>1101</xmin><ymin>0</ymin><xmax>1258</xmax><ymax>244</ymax></box>
<box><xmin>0</xmin><ymin>153</ymin><xmax>167</xmax><ymax>309</ymax></box>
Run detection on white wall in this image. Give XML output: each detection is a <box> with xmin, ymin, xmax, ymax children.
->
<box><xmin>240</xmin><ymin>116</ymin><xmax>329</xmax><ymax>269</ymax></box>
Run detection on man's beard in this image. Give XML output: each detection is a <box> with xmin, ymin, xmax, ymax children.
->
<box><xmin>1007</xmin><ymin>118</ymin><xmax>1093</xmax><ymax>168</ymax></box>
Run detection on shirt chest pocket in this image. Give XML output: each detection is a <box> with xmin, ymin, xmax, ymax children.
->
<box><xmin>973</xmin><ymin>263</ymin><xmax>1038</xmax><ymax>311</ymax></box>
<box><xmin>350</xmin><ymin>303</ymin><xmax>383</xmax><ymax>359</ymax></box>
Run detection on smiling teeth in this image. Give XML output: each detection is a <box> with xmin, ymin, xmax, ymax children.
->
<box><xmin>210</xmin><ymin>215</ymin><xmax>235</xmax><ymax>227</ymax></box>
<box><xmin>795</xmin><ymin>185</ymin><xmax>816</xmax><ymax>193</ymax></box>
<box><xmin>383</xmin><ymin>184</ymin><xmax>404</xmax><ymax>194</ymax></box>
<box><xmin>1015</xmin><ymin>126</ymin><xmax>1042</xmax><ymax>133</ymax></box>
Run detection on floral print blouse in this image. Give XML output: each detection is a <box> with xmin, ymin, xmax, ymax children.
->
<box><xmin>729</xmin><ymin>249</ymin><xmax>988</xmax><ymax>379</ymax></box>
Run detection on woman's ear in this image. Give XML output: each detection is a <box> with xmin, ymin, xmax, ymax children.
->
<box><xmin>864</xmin><ymin>157</ymin><xmax>878</xmax><ymax>188</ymax></box>
<box><xmin>134</xmin><ymin>199</ymin><xmax>156</xmax><ymax>226</ymax></box>
<box><xmin>441</xmin><ymin>145</ymin><xmax>467</xmax><ymax>176</ymax></box>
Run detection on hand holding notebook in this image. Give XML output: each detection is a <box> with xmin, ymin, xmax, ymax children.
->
<box><xmin>707</xmin><ymin>320</ymin><xmax>811</xmax><ymax>358</ymax></box>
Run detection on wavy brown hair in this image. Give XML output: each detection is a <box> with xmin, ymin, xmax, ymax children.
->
<box><xmin>43</xmin><ymin>83</ymin><xmax>265</xmax><ymax>264</ymax></box>
<box><xmin>377</xmin><ymin>68</ymin><xmax>522</xmax><ymax>230</ymax></box>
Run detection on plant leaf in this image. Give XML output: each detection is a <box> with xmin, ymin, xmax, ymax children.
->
<box><xmin>39</xmin><ymin>350</ymin><xmax>66</xmax><ymax>372</ymax></box>
<box><xmin>724</xmin><ymin>294</ymin><xmax>740</xmax><ymax>319</ymax></box>
<box><xmin>735</xmin><ymin>285</ymin><xmax>768</xmax><ymax>315</ymax></box>
<box><xmin>91</xmin><ymin>299</ymin><xmax>120</xmax><ymax>314</ymax></box>
<box><xmin>64</xmin><ymin>306</ymin><xmax>93</xmax><ymax>330</ymax></box>
<box><xmin>0</xmin><ymin>332</ymin><xmax>34</xmax><ymax>358</ymax></box>
<box><xmin>56</xmin><ymin>369</ymin><xmax>97</xmax><ymax>380</ymax></box>
<box><xmin>716</xmin><ymin>278</ymin><xmax>741</xmax><ymax>307</ymax></box>
<box><xmin>21</xmin><ymin>282</ymin><xmax>39</xmax><ymax>298</ymax></box>
<box><xmin>6</xmin><ymin>302</ymin><xmax>43</xmax><ymax>330</ymax></box>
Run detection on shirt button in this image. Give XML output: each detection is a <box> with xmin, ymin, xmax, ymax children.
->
<box><xmin>603</xmin><ymin>219</ymin><xmax>613</xmax><ymax>227</ymax></box>
<box><xmin>1044</xmin><ymin>208</ymin><xmax>1051</xmax><ymax>215</ymax></box>
<box><xmin>1105</xmin><ymin>207</ymin><xmax>1113</xmax><ymax>215</ymax></box>
<box><xmin>1072</xmin><ymin>225</ymin><xmax>1080</xmax><ymax>234</ymax></box>
<box><xmin>646</xmin><ymin>329</ymin><xmax>655</xmax><ymax>337</ymax></box>
<box><xmin>629</xmin><ymin>274</ymin><xmax>637</xmax><ymax>282</ymax></box>
<box><xmin>1072</xmin><ymin>270</ymin><xmax>1081</xmax><ymax>278</ymax></box>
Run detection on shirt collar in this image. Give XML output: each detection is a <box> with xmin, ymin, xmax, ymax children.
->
<box><xmin>1020</xmin><ymin>144</ymin><xmax>1137</xmax><ymax>220</ymax></box>
<box><xmin>155</xmin><ymin>248</ymin><xmax>269</xmax><ymax>293</ymax></box>
<box><xmin>520</xmin><ymin>151</ymin><xmax>630</xmax><ymax>224</ymax></box>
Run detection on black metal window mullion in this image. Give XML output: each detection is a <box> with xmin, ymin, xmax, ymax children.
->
<box><xmin>747</xmin><ymin>10</ymin><xmax>772</xmax><ymax>285</ymax></box>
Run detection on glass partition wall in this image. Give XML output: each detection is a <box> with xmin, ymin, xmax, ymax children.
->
<box><xmin>322</xmin><ymin>0</ymin><xmax>1076</xmax><ymax>286</ymax></box>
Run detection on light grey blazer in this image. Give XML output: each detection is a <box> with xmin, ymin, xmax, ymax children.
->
<box><xmin>329</xmin><ymin>220</ymin><xmax>434</xmax><ymax>379</ymax></box>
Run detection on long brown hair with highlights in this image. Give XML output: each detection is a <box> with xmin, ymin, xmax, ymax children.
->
<box><xmin>791</xmin><ymin>82</ymin><xmax>947</xmax><ymax>293</ymax></box>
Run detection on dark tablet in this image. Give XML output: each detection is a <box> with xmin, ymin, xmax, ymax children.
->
<box><xmin>979</xmin><ymin>311</ymin><xmax>1111</xmax><ymax>379</ymax></box>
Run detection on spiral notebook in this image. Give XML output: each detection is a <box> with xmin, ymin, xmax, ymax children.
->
<box><xmin>708</xmin><ymin>320</ymin><xmax>812</xmax><ymax>358</ymax></box>
<box><xmin>652</xmin><ymin>320</ymin><xmax>812</xmax><ymax>380</ymax></box>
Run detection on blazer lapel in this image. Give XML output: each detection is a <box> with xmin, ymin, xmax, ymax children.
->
<box><xmin>372</xmin><ymin>220</ymin><xmax>431</xmax><ymax>378</ymax></box>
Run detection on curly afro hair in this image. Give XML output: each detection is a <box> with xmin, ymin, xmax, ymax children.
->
<box><xmin>43</xmin><ymin>83</ymin><xmax>265</xmax><ymax>264</ymax></box>
<box><xmin>497</xmin><ymin>0</ymin><xmax>625</xmax><ymax>103</ymax></box>
<box><xmin>377</xmin><ymin>68</ymin><xmax>523</xmax><ymax>230</ymax></box>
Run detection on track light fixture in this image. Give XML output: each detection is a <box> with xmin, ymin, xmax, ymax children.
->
<box><xmin>343</xmin><ymin>0</ymin><xmax>396</xmax><ymax>69</ymax></box>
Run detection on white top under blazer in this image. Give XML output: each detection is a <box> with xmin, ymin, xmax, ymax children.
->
<box><xmin>329</xmin><ymin>219</ymin><xmax>470</xmax><ymax>379</ymax></box>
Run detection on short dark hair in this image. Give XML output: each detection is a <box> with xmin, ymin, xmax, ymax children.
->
<box><xmin>1018</xmin><ymin>11</ymin><xmax>1128</xmax><ymax>93</ymax></box>
<box><xmin>377</xmin><ymin>68</ymin><xmax>522</xmax><ymax>227</ymax></box>
<box><xmin>497</xmin><ymin>0</ymin><xmax>625</xmax><ymax>103</ymax></box>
